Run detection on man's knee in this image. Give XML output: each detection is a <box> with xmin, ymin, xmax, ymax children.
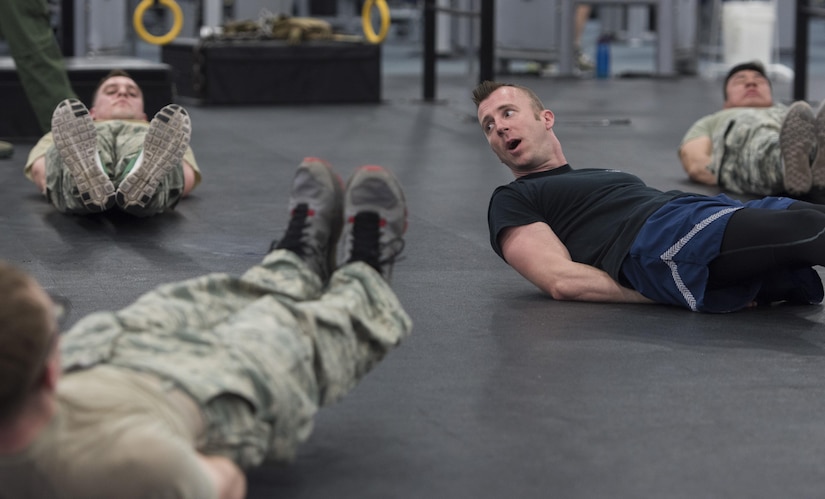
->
<box><xmin>782</xmin><ymin>208</ymin><xmax>825</xmax><ymax>241</ymax></box>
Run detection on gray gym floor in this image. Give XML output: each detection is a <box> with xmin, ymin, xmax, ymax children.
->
<box><xmin>4</xmin><ymin>23</ymin><xmax>825</xmax><ymax>499</ymax></box>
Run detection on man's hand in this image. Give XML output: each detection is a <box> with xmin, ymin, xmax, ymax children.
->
<box><xmin>30</xmin><ymin>156</ymin><xmax>47</xmax><ymax>193</ymax></box>
<box><xmin>196</xmin><ymin>453</ymin><xmax>247</xmax><ymax>499</ymax></box>
<box><xmin>679</xmin><ymin>136</ymin><xmax>717</xmax><ymax>185</ymax></box>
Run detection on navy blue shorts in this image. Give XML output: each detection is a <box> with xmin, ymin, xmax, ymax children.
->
<box><xmin>620</xmin><ymin>194</ymin><xmax>800</xmax><ymax>312</ymax></box>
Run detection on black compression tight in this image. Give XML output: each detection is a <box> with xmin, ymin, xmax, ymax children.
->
<box><xmin>707</xmin><ymin>201</ymin><xmax>825</xmax><ymax>286</ymax></box>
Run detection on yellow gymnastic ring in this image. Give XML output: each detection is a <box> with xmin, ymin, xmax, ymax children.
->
<box><xmin>361</xmin><ymin>0</ymin><xmax>390</xmax><ymax>44</ymax></box>
<box><xmin>133</xmin><ymin>0</ymin><xmax>184</xmax><ymax>46</ymax></box>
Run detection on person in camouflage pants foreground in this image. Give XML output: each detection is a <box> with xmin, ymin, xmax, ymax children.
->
<box><xmin>679</xmin><ymin>61</ymin><xmax>825</xmax><ymax>201</ymax></box>
<box><xmin>0</xmin><ymin>157</ymin><xmax>412</xmax><ymax>499</ymax></box>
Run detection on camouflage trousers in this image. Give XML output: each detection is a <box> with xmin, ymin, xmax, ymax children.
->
<box><xmin>0</xmin><ymin>0</ymin><xmax>77</xmax><ymax>132</ymax></box>
<box><xmin>60</xmin><ymin>250</ymin><xmax>413</xmax><ymax>467</ymax></box>
<box><xmin>712</xmin><ymin>106</ymin><xmax>787</xmax><ymax>196</ymax></box>
<box><xmin>45</xmin><ymin>120</ymin><xmax>184</xmax><ymax>216</ymax></box>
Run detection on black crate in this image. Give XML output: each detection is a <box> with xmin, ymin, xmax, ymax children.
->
<box><xmin>161</xmin><ymin>38</ymin><xmax>381</xmax><ymax>106</ymax></box>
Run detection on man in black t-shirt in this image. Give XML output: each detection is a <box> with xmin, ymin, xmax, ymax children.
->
<box><xmin>473</xmin><ymin>80</ymin><xmax>825</xmax><ymax>313</ymax></box>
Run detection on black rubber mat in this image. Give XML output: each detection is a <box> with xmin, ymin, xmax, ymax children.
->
<box><xmin>3</xmin><ymin>68</ymin><xmax>825</xmax><ymax>499</ymax></box>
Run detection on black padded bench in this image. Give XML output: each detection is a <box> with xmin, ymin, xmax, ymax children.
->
<box><xmin>160</xmin><ymin>38</ymin><xmax>381</xmax><ymax>106</ymax></box>
<box><xmin>0</xmin><ymin>57</ymin><xmax>173</xmax><ymax>141</ymax></box>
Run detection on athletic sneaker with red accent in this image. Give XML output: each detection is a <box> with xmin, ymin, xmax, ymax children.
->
<box><xmin>271</xmin><ymin>157</ymin><xmax>344</xmax><ymax>281</ymax></box>
<box><xmin>338</xmin><ymin>165</ymin><xmax>407</xmax><ymax>279</ymax></box>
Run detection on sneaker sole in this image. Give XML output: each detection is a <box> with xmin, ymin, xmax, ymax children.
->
<box><xmin>293</xmin><ymin>157</ymin><xmax>345</xmax><ymax>219</ymax></box>
<box><xmin>813</xmin><ymin>100</ymin><xmax>825</xmax><ymax>188</ymax></box>
<box><xmin>297</xmin><ymin>157</ymin><xmax>344</xmax><ymax>274</ymax></box>
<box><xmin>345</xmin><ymin>165</ymin><xmax>408</xmax><ymax>232</ymax></box>
<box><xmin>780</xmin><ymin>101</ymin><xmax>815</xmax><ymax>196</ymax></box>
<box><xmin>51</xmin><ymin>99</ymin><xmax>115</xmax><ymax>211</ymax></box>
<box><xmin>340</xmin><ymin>165</ymin><xmax>408</xmax><ymax>277</ymax></box>
<box><xmin>117</xmin><ymin>104</ymin><xmax>191</xmax><ymax>209</ymax></box>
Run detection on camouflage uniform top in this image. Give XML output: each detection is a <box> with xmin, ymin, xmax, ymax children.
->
<box><xmin>680</xmin><ymin>104</ymin><xmax>788</xmax><ymax>196</ymax></box>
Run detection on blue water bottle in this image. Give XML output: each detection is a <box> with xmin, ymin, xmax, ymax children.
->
<box><xmin>596</xmin><ymin>35</ymin><xmax>610</xmax><ymax>79</ymax></box>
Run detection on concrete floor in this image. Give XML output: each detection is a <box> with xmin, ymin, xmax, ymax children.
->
<box><xmin>4</xmin><ymin>15</ymin><xmax>825</xmax><ymax>499</ymax></box>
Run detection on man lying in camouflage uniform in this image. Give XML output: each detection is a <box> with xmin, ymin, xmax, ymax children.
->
<box><xmin>679</xmin><ymin>61</ymin><xmax>825</xmax><ymax>200</ymax></box>
<box><xmin>0</xmin><ymin>158</ymin><xmax>412</xmax><ymax>499</ymax></box>
<box><xmin>24</xmin><ymin>69</ymin><xmax>201</xmax><ymax>217</ymax></box>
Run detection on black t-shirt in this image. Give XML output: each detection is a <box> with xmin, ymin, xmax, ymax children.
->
<box><xmin>487</xmin><ymin>165</ymin><xmax>686</xmax><ymax>281</ymax></box>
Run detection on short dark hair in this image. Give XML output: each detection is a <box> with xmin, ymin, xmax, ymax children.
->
<box><xmin>93</xmin><ymin>69</ymin><xmax>138</xmax><ymax>101</ymax></box>
<box><xmin>723</xmin><ymin>61</ymin><xmax>770</xmax><ymax>100</ymax></box>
